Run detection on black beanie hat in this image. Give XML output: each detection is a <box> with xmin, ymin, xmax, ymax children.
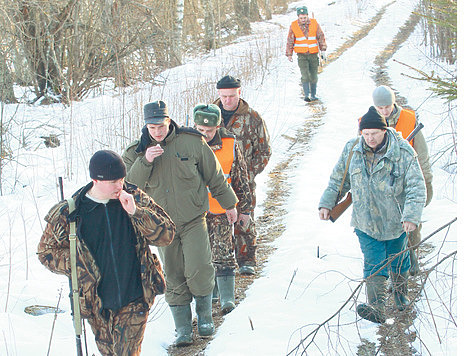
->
<box><xmin>89</xmin><ymin>150</ymin><xmax>127</xmax><ymax>181</ymax></box>
<box><xmin>359</xmin><ymin>107</ymin><xmax>388</xmax><ymax>131</ymax></box>
<box><xmin>216</xmin><ymin>75</ymin><xmax>241</xmax><ymax>89</ymax></box>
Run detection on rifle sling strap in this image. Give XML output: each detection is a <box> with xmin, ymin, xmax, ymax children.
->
<box><xmin>336</xmin><ymin>138</ymin><xmax>359</xmax><ymax>203</ymax></box>
<box><xmin>67</xmin><ymin>198</ymin><xmax>82</xmax><ymax>337</ymax></box>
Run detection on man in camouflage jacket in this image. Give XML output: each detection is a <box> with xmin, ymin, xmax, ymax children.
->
<box><xmin>319</xmin><ymin>108</ymin><xmax>426</xmax><ymax>324</ymax></box>
<box><xmin>38</xmin><ymin>150</ymin><xmax>175</xmax><ymax>355</ymax></box>
<box><xmin>193</xmin><ymin>103</ymin><xmax>252</xmax><ymax>314</ymax></box>
<box><xmin>371</xmin><ymin>85</ymin><xmax>433</xmax><ymax>275</ymax></box>
<box><xmin>214</xmin><ymin>75</ymin><xmax>272</xmax><ymax>275</ymax></box>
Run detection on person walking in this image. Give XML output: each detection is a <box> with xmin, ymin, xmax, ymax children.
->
<box><xmin>38</xmin><ymin>150</ymin><xmax>176</xmax><ymax>355</ymax></box>
<box><xmin>371</xmin><ymin>85</ymin><xmax>433</xmax><ymax>275</ymax></box>
<box><xmin>193</xmin><ymin>103</ymin><xmax>252</xmax><ymax>314</ymax></box>
<box><xmin>286</xmin><ymin>5</ymin><xmax>327</xmax><ymax>102</ymax></box>
<box><xmin>214</xmin><ymin>75</ymin><xmax>272</xmax><ymax>275</ymax></box>
<box><xmin>319</xmin><ymin>107</ymin><xmax>426</xmax><ymax>323</ymax></box>
<box><xmin>122</xmin><ymin>100</ymin><xmax>238</xmax><ymax>346</ymax></box>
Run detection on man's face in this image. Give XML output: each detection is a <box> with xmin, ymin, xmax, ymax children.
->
<box><xmin>93</xmin><ymin>178</ymin><xmax>125</xmax><ymax>200</ymax></box>
<box><xmin>147</xmin><ymin>118</ymin><xmax>171</xmax><ymax>142</ymax></box>
<box><xmin>218</xmin><ymin>88</ymin><xmax>241</xmax><ymax>111</ymax></box>
<box><xmin>298</xmin><ymin>14</ymin><xmax>308</xmax><ymax>24</ymax></box>
<box><xmin>196</xmin><ymin>125</ymin><xmax>218</xmax><ymax>143</ymax></box>
<box><xmin>362</xmin><ymin>129</ymin><xmax>387</xmax><ymax>150</ymax></box>
<box><xmin>374</xmin><ymin>104</ymin><xmax>394</xmax><ymax>118</ymax></box>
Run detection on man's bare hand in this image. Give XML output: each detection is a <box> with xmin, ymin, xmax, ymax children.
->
<box><xmin>225</xmin><ymin>208</ymin><xmax>238</xmax><ymax>225</ymax></box>
<box><xmin>145</xmin><ymin>144</ymin><xmax>164</xmax><ymax>163</ymax></box>
<box><xmin>118</xmin><ymin>190</ymin><xmax>136</xmax><ymax>215</ymax></box>
<box><xmin>319</xmin><ymin>207</ymin><xmax>331</xmax><ymax>220</ymax></box>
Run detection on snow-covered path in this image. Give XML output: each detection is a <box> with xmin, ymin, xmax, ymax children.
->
<box><xmin>0</xmin><ymin>0</ymin><xmax>457</xmax><ymax>355</ymax></box>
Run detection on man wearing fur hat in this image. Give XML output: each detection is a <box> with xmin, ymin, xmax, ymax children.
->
<box><xmin>123</xmin><ymin>101</ymin><xmax>238</xmax><ymax>346</ymax></box>
<box><xmin>38</xmin><ymin>150</ymin><xmax>176</xmax><ymax>355</ymax></box>
<box><xmin>193</xmin><ymin>103</ymin><xmax>252</xmax><ymax>314</ymax></box>
<box><xmin>286</xmin><ymin>5</ymin><xmax>327</xmax><ymax>102</ymax></box>
<box><xmin>214</xmin><ymin>75</ymin><xmax>272</xmax><ymax>275</ymax></box>
<box><xmin>371</xmin><ymin>85</ymin><xmax>433</xmax><ymax>275</ymax></box>
<box><xmin>319</xmin><ymin>107</ymin><xmax>426</xmax><ymax>324</ymax></box>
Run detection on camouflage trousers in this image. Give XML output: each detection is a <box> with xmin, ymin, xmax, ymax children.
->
<box><xmin>87</xmin><ymin>299</ymin><xmax>149</xmax><ymax>356</ymax></box>
<box><xmin>234</xmin><ymin>181</ymin><xmax>257</xmax><ymax>267</ymax></box>
<box><xmin>206</xmin><ymin>213</ymin><xmax>237</xmax><ymax>276</ymax></box>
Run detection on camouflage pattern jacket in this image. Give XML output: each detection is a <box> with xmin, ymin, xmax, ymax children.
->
<box><xmin>319</xmin><ymin>128</ymin><xmax>426</xmax><ymax>241</ymax></box>
<box><xmin>214</xmin><ymin>98</ymin><xmax>272</xmax><ymax>183</ymax></box>
<box><xmin>208</xmin><ymin>127</ymin><xmax>252</xmax><ymax>214</ymax></box>
<box><xmin>37</xmin><ymin>182</ymin><xmax>175</xmax><ymax>319</ymax></box>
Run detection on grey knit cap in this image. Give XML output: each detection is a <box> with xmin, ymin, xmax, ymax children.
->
<box><xmin>372</xmin><ymin>86</ymin><xmax>396</xmax><ymax>106</ymax></box>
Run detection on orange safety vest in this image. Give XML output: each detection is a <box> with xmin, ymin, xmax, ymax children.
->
<box><xmin>291</xmin><ymin>19</ymin><xmax>319</xmax><ymax>54</ymax></box>
<box><xmin>395</xmin><ymin>109</ymin><xmax>416</xmax><ymax>147</ymax></box>
<box><xmin>357</xmin><ymin>108</ymin><xmax>417</xmax><ymax>146</ymax></box>
<box><xmin>208</xmin><ymin>137</ymin><xmax>235</xmax><ymax>214</ymax></box>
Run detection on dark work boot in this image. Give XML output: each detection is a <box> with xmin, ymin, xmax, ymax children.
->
<box><xmin>169</xmin><ymin>304</ymin><xmax>193</xmax><ymax>346</ymax></box>
<box><xmin>409</xmin><ymin>248</ymin><xmax>421</xmax><ymax>276</ymax></box>
<box><xmin>212</xmin><ymin>278</ymin><xmax>219</xmax><ymax>303</ymax></box>
<box><xmin>194</xmin><ymin>294</ymin><xmax>215</xmax><ymax>336</ymax></box>
<box><xmin>216</xmin><ymin>275</ymin><xmax>236</xmax><ymax>314</ymax></box>
<box><xmin>392</xmin><ymin>271</ymin><xmax>410</xmax><ymax>311</ymax></box>
<box><xmin>356</xmin><ymin>275</ymin><xmax>387</xmax><ymax>324</ymax></box>
<box><xmin>302</xmin><ymin>82</ymin><xmax>311</xmax><ymax>102</ymax></box>
<box><xmin>310</xmin><ymin>83</ymin><xmax>318</xmax><ymax>101</ymax></box>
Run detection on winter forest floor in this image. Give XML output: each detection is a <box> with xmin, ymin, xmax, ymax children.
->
<box><xmin>168</xmin><ymin>2</ymin><xmax>431</xmax><ymax>355</ymax></box>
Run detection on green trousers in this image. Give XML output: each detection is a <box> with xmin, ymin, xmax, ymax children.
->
<box><xmin>159</xmin><ymin>213</ymin><xmax>215</xmax><ymax>305</ymax></box>
<box><xmin>297</xmin><ymin>52</ymin><xmax>320</xmax><ymax>84</ymax></box>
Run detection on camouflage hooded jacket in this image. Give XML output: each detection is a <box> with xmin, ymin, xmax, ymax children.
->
<box><xmin>319</xmin><ymin>128</ymin><xmax>426</xmax><ymax>241</ymax></box>
<box><xmin>214</xmin><ymin>98</ymin><xmax>272</xmax><ymax>183</ymax></box>
<box><xmin>37</xmin><ymin>181</ymin><xmax>175</xmax><ymax>319</ymax></box>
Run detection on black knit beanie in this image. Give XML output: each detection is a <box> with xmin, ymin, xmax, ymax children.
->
<box><xmin>216</xmin><ymin>75</ymin><xmax>241</xmax><ymax>89</ymax></box>
<box><xmin>89</xmin><ymin>150</ymin><xmax>126</xmax><ymax>181</ymax></box>
<box><xmin>359</xmin><ymin>107</ymin><xmax>388</xmax><ymax>131</ymax></box>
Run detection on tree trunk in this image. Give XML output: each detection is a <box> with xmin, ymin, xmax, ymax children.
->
<box><xmin>0</xmin><ymin>49</ymin><xmax>17</xmax><ymax>103</ymax></box>
<box><xmin>203</xmin><ymin>0</ymin><xmax>216</xmax><ymax>50</ymax></box>
<box><xmin>171</xmin><ymin>0</ymin><xmax>184</xmax><ymax>65</ymax></box>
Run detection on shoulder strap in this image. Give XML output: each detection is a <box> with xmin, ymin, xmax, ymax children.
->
<box><xmin>336</xmin><ymin>139</ymin><xmax>359</xmax><ymax>201</ymax></box>
<box><xmin>66</xmin><ymin>198</ymin><xmax>82</xmax><ymax>337</ymax></box>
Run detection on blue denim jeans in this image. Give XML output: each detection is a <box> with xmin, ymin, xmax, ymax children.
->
<box><xmin>355</xmin><ymin>229</ymin><xmax>410</xmax><ymax>278</ymax></box>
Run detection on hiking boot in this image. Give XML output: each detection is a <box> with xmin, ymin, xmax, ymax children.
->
<box><xmin>391</xmin><ymin>271</ymin><xmax>410</xmax><ymax>311</ymax></box>
<box><xmin>356</xmin><ymin>275</ymin><xmax>387</xmax><ymax>324</ymax></box>
<box><xmin>194</xmin><ymin>294</ymin><xmax>215</xmax><ymax>336</ymax></box>
<box><xmin>169</xmin><ymin>304</ymin><xmax>193</xmax><ymax>346</ymax></box>
<box><xmin>216</xmin><ymin>275</ymin><xmax>236</xmax><ymax>314</ymax></box>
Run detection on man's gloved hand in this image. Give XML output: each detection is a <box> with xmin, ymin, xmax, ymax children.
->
<box><xmin>320</xmin><ymin>51</ymin><xmax>327</xmax><ymax>61</ymax></box>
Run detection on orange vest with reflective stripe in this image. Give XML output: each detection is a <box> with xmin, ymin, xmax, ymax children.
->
<box><xmin>208</xmin><ymin>137</ymin><xmax>235</xmax><ymax>214</ymax></box>
<box><xmin>395</xmin><ymin>109</ymin><xmax>416</xmax><ymax>147</ymax></box>
<box><xmin>291</xmin><ymin>19</ymin><xmax>319</xmax><ymax>54</ymax></box>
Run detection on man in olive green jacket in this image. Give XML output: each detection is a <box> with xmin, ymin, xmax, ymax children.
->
<box><xmin>123</xmin><ymin>100</ymin><xmax>238</xmax><ymax>346</ymax></box>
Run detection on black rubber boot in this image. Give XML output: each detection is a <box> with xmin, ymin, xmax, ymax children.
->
<box><xmin>392</xmin><ymin>271</ymin><xmax>410</xmax><ymax>311</ymax></box>
<box><xmin>356</xmin><ymin>275</ymin><xmax>387</xmax><ymax>324</ymax></box>
<box><xmin>169</xmin><ymin>304</ymin><xmax>193</xmax><ymax>346</ymax></box>
<box><xmin>194</xmin><ymin>294</ymin><xmax>215</xmax><ymax>336</ymax></box>
<box><xmin>310</xmin><ymin>83</ymin><xmax>318</xmax><ymax>101</ymax></box>
<box><xmin>216</xmin><ymin>275</ymin><xmax>236</xmax><ymax>314</ymax></box>
<box><xmin>302</xmin><ymin>82</ymin><xmax>311</xmax><ymax>102</ymax></box>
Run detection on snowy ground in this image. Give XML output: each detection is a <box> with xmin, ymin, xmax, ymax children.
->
<box><xmin>0</xmin><ymin>0</ymin><xmax>459</xmax><ymax>355</ymax></box>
